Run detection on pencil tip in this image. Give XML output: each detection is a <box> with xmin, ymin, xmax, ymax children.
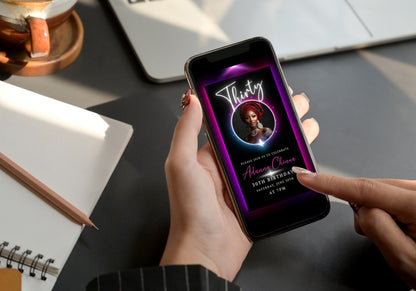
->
<box><xmin>92</xmin><ymin>224</ymin><xmax>99</xmax><ymax>230</ymax></box>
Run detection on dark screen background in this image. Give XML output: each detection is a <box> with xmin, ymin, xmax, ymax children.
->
<box><xmin>205</xmin><ymin>67</ymin><xmax>309</xmax><ymax>211</ymax></box>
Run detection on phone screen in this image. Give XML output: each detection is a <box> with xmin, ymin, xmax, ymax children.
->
<box><xmin>186</xmin><ymin>38</ymin><xmax>329</xmax><ymax>239</ymax></box>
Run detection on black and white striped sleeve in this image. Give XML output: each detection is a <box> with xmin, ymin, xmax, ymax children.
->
<box><xmin>86</xmin><ymin>265</ymin><xmax>242</xmax><ymax>291</ymax></box>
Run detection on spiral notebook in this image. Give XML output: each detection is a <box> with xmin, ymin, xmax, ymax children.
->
<box><xmin>0</xmin><ymin>81</ymin><xmax>133</xmax><ymax>290</ymax></box>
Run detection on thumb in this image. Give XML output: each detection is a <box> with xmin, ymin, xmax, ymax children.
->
<box><xmin>168</xmin><ymin>93</ymin><xmax>203</xmax><ymax>160</ymax></box>
<box><xmin>357</xmin><ymin>207</ymin><xmax>416</xmax><ymax>281</ymax></box>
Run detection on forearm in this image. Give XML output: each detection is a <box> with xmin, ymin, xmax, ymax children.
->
<box><xmin>160</xmin><ymin>232</ymin><xmax>221</xmax><ymax>278</ymax></box>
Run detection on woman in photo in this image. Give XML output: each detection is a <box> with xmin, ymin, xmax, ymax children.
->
<box><xmin>240</xmin><ymin>101</ymin><xmax>273</xmax><ymax>144</ymax></box>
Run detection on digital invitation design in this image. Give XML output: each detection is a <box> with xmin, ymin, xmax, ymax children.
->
<box><xmin>204</xmin><ymin>66</ymin><xmax>310</xmax><ymax>211</ymax></box>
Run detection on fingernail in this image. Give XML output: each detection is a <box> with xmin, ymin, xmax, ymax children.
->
<box><xmin>300</xmin><ymin>92</ymin><xmax>310</xmax><ymax>103</ymax></box>
<box><xmin>349</xmin><ymin>202</ymin><xmax>361</xmax><ymax>214</ymax></box>
<box><xmin>292</xmin><ymin>166</ymin><xmax>315</xmax><ymax>175</ymax></box>
<box><xmin>181</xmin><ymin>89</ymin><xmax>191</xmax><ymax>109</ymax></box>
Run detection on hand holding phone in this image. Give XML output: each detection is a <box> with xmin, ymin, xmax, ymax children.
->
<box><xmin>185</xmin><ymin>37</ymin><xmax>330</xmax><ymax>240</ymax></box>
<box><xmin>162</xmin><ymin>90</ymin><xmax>319</xmax><ymax>280</ymax></box>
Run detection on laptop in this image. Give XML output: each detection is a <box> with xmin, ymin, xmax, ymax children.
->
<box><xmin>106</xmin><ymin>0</ymin><xmax>416</xmax><ymax>83</ymax></box>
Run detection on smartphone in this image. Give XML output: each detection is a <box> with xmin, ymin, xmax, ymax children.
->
<box><xmin>185</xmin><ymin>37</ymin><xmax>329</xmax><ymax>241</ymax></box>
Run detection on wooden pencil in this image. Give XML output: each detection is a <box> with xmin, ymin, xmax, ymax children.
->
<box><xmin>0</xmin><ymin>151</ymin><xmax>97</xmax><ymax>229</ymax></box>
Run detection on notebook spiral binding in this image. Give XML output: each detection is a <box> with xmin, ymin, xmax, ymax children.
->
<box><xmin>0</xmin><ymin>241</ymin><xmax>59</xmax><ymax>280</ymax></box>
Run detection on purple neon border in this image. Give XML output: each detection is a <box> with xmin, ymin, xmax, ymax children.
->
<box><xmin>197</xmin><ymin>57</ymin><xmax>315</xmax><ymax>218</ymax></box>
